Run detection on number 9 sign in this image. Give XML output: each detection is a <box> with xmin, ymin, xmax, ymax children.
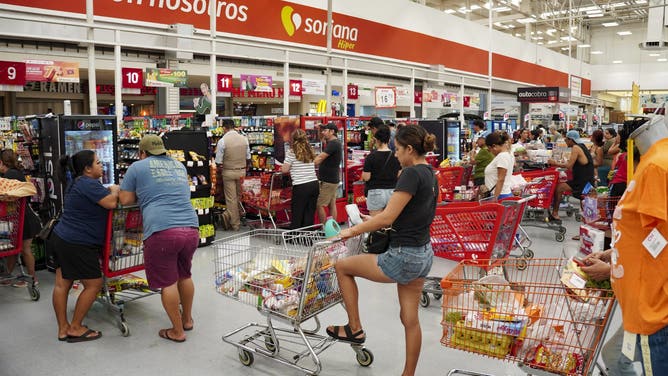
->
<box><xmin>0</xmin><ymin>61</ymin><xmax>26</xmax><ymax>86</ymax></box>
<box><xmin>374</xmin><ymin>86</ymin><xmax>397</xmax><ymax>109</ymax></box>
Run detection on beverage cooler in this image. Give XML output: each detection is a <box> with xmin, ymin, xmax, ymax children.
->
<box><xmin>445</xmin><ymin>119</ymin><xmax>462</xmax><ymax>162</ymax></box>
<box><xmin>40</xmin><ymin>115</ymin><xmax>118</xmax><ymax>210</ymax></box>
<box><xmin>300</xmin><ymin>115</ymin><xmax>348</xmax><ymax>223</ymax></box>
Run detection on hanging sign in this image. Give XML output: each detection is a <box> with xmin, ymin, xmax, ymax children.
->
<box><xmin>122</xmin><ymin>68</ymin><xmax>143</xmax><ymax>90</ymax></box>
<box><xmin>347</xmin><ymin>84</ymin><xmax>359</xmax><ymax>99</ymax></box>
<box><xmin>302</xmin><ymin>79</ymin><xmax>325</xmax><ymax>95</ymax></box>
<box><xmin>25</xmin><ymin>60</ymin><xmax>79</xmax><ymax>83</ymax></box>
<box><xmin>414</xmin><ymin>90</ymin><xmax>422</xmax><ymax>105</ymax></box>
<box><xmin>0</xmin><ymin>61</ymin><xmax>26</xmax><ymax>86</ymax></box>
<box><xmin>374</xmin><ymin>86</ymin><xmax>397</xmax><ymax>108</ymax></box>
<box><xmin>289</xmin><ymin>79</ymin><xmax>303</xmax><ymax>96</ymax></box>
<box><xmin>240</xmin><ymin>74</ymin><xmax>272</xmax><ymax>92</ymax></box>
<box><xmin>145</xmin><ymin>68</ymin><xmax>188</xmax><ymax>87</ymax></box>
<box><xmin>217</xmin><ymin>74</ymin><xmax>233</xmax><ymax>92</ymax></box>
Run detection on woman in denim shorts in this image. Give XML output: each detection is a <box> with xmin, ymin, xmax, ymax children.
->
<box><xmin>327</xmin><ymin>125</ymin><xmax>438</xmax><ymax>376</ymax></box>
<box><xmin>362</xmin><ymin>124</ymin><xmax>401</xmax><ymax>216</ymax></box>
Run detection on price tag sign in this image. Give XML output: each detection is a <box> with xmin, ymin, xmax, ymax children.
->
<box><xmin>217</xmin><ymin>74</ymin><xmax>233</xmax><ymax>92</ymax></box>
<box><xmin>122</xmin><ymin>68</ymin><xmax>143</xmax><ymax>89</ymax></box>
<box><xmin>374</xmin><ymin>86</ymin><xmax>397</xmax><ymax>108</ymax></box>
<box><xmin>0</xmin><ymin>61</ymin><xmax>26</xmax><ymax>86</ymax></box>
<box><xmin>289</xmin><ymin>79</ymin><xmax>302</xmax><ymax>96</ymax></box>
<box><xmin>347</xmin><ymin>84</ymin><xmax>358</xmax><ymax>100</ymax></box>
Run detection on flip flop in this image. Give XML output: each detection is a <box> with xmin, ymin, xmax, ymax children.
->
<box><xmin>183</xmin><ymin>320</ymin><xmax>194</xmax><ymax>331</ymax></box>
<box><xmin>326</xmin><ymin>324</ymin><xmax>365</xmax><ymax>344</ymax></box>
<box><xmin>58</xmin><ymin>336</ymin><xmax>69</xmax><ymax>342</ymax></box>
<box><xmin>159</xmin><ymin>329</ymin><xmax>186</xmax><ymax>343</ymax></box>
<box><xmin>66</xmin><ymin>329</ymin><xmax>102</xmax><ymax>343</ymax></box>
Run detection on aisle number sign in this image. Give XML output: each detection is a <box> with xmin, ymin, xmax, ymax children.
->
<box><xmin>144</xmin><ymin>68</ymin><xmax>188</xmax><ymax>87</ymax></box>
<box><xmin>374</xmin><ymin>86</ymin><xmax>396</xmax><ymax>108</ymax></box>
<box><xmin>289</xmin><ymin>79</ymin><xmax>303</xmax><ymax>96</ymax></box>
<box><xmin>217</xmin><ymin>74</ymin><xmax>233</xmax><ymax>92</ymax></box>
<box><xmin>0</xmin><ymin>61</ymin><xmax>26</xmax><ymax>88</ymax></box>
<box><xmin>347</xmin><ymin>84</ymin><xmax>358</xmax><ymax>99</ymax></box>
<box><xmin>122</xmin><ymin>68</ymin><xmax>143</xmax><ymax>89</ymax></box>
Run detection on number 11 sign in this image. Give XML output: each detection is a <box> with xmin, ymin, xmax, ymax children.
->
<box><xmin>217</xmin><ymin>74</ymin><xmax>233</xmax><ymax>92</ymax></box>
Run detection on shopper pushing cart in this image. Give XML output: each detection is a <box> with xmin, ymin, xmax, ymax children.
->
<box><xmin>0</xmin><ymin>197</ymin><xmax>38</xmax><ymax>300</ymax></box>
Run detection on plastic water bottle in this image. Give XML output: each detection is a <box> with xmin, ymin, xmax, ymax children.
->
<box><xmin>323</xmin><ymin>217</ymin><xmax>341</xmax><ymax>238</ymax></box>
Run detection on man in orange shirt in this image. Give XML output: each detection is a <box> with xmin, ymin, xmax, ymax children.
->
<box><xmin>609</xmin><ymin>116</ymin><xmax>668</xmax><ymax>375</ymax></box>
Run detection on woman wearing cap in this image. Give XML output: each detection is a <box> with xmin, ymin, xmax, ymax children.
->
<box><xmin>547</xmin><ymin>130</ymin><xmax>595</xmax><ymax>221</ymax></box>
<box><xmin>120</xmin><ymin>134</ymin><xmax>199</xmax><ymax>343</ymax></box>
<box><xmin>327</xmin><ymin>125</ymin><xmax>438</xmax><ymax>376</ymax></box>
<box><xmin>52</xmin><ymin>150</ymin><xmax>120</xmax><ymax>342</ymax></box>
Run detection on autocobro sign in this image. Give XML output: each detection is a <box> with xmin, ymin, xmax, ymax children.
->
<box><xmin>280</xmin><ymin>5</ymin><xmax>358</xmax><ymax>51</ymax></box>
<box><xmin>517</xmin><ymin>87</ymin><xmax>561</xmax><ymax>103</ymax></box>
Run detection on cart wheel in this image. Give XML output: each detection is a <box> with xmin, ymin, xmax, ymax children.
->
<box><xmin>419</xmin><ymin>293</ymin><xmax>430</xmax><ymax>308</ymax></box>
<box><xmin>527</xmin><ymin>211</ymin><xmax>536</xmax><ymax>219</ymax></box>
<box><xmin>118</xmin><ymin>321</ymin><xmax>130</xmax><ymax>337</ymax></box>
<box><xmin>238</xmin><ymin>349</ymin><xmax>254</xmax><ymax>366</ymax></box>
<box><xmin>356</xmin><ymin>348</ymin><xmax>374</xmax><ymax>367</ymax></box>
<box><xmin>264</xmin><ymin>336</ymin><xmax>278</xmax><ymax>352</ymax></box>
<box><xmin>433</xmin><ymin>294</ymin><xmax>442</xmax><ymax>300</ymax></box>
<box><xmin>566</xmin><ymin>210</ymin><xmax>574</xmax><ymax>217</ymax></box>
<box><xmin>516</xmin><ymin>258</ymin><xmax>529</xmax><ymax>271</ymax></box>
<box><xmin>559</xmin><ymin>226</ymin><xmax>567</xmax><ymax>235</ymax></box>
<box><xmin>555</xmin><ymin>233</ymin><xmax>565</xmax><ymax>242</ymax></box>
<box><xmin>29</xmin><ymin>285</ymin><xmax>40</xmax><ymax>301</ymax></box>
<box><xmin>575</xmin><ymin>213</ymin><xmax>583</xmax><ymax>222</ymax></box>
<box><xmin>523</xmin><ymin>249</ymin><xmax>535</xmax><ymax>259</ymax></box>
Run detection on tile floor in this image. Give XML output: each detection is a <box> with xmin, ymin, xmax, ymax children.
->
<box><xmin>0</xmin><ymin>209</ymin><xmax>625</xmax><ymax>376</ymax></box>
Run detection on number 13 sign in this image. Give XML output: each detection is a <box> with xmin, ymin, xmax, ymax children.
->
<box><xmin>374</xmin><ymin>86</ymin><xmax>396</xmax><ymax>108</ymax></box>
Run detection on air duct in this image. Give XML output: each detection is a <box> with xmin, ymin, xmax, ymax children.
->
<box><xmin>639</xmin><ymin>0</ymin><xmax>668</xmax><ymax>50</ymax></box>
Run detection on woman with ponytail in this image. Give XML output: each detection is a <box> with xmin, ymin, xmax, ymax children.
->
<box><xmin>51</xmin><ymin>150</ymin><xmax>120</xmax><ymax>343</ymax></box>
<box><xmin>328</xmin><ymin>125</ymin><xmax>438</xmax><ymax>376</ymax></box>
<box><xmin>281</xmin><ymin>129</ymin><xmax>319</xmax><ymax>229</ymax></box>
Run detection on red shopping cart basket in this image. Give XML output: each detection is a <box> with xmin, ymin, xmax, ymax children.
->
<box><xmin>436</xmin><ymin>166</ymin><xmax>464</xmax><ymax>202</ymax></box>
<box><xmin>516</xmin><ymin>169</ymin><xmax>559</xmax><ymax>210</ymax></box>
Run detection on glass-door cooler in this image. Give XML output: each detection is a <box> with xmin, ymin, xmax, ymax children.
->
<box><xmin>60</xmin><ymin>116</ymin><xmax>118</xmax><ymax>186</ymax></box>
<box><xmin>445</xmin><ymin>120</ymin><xmax>461</xmax><ymax>161</ymax></box>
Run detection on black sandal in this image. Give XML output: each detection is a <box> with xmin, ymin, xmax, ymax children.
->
<box><xmin>326</xmin><ymin>324</ymin><xmax>365</xmax><ymax>344</ymax></box>
<box><xmin>547</xmin><ymin>213</ymin><xmax>562</xmax><ymax>224</ymax></box>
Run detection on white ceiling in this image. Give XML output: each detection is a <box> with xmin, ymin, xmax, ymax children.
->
<box><xmin>412</xmin><ymin>0</ymin><xmax>655</xmax><ymax>60</ymax></box>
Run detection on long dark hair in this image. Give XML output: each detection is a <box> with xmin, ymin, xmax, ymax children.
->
<box><xmin>58</xmin><ymin>150</ymin><xmax>96</xmax><ymax>184</ymax></box>
<box><xmin>395</xmin><ymin>125</ymin><xmax>436</xmax><ymax>156</ymax></box>
<box><xmin>0</xmin><ymin>149</ymin><xmax>22</xmax><ymax>170</ymax></box>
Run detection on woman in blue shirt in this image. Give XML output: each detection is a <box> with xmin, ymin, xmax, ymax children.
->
<box><xmin>51</xmin><ymin>150</ymin><xmax>119</xmax><ymax>343</ymax></box>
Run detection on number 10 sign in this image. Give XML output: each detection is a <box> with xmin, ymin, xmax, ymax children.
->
<box><xmin>374</xmin><ymin>86</ymin><xmax>397</xmax><ymax>108</ymax></box>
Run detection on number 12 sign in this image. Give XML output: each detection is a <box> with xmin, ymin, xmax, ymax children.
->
<box><xmin>0</xmin><ymin>61</ymin><xmax>26</xmax><ymax>86</ymax></box>
<box><xmin>289</xmin><ymin>79</ymin><xmax>302</xmax><ymax>96</ymax></box>
<box><xmin>122</xmin><ymin>68</ymin><xmax>143</xmax><ymax>89</ymax></box>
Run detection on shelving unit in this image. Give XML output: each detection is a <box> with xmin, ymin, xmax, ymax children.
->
<box><xmin>162</xmin><ymin>130</ymin><xmax>215</xmax><ymax>246</ymax></box>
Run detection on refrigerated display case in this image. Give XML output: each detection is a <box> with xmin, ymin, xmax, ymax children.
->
<box><xmin>445</xmin><ymin>120</ymin><xmax>462</xmax><ymax>161</ymax></box>
<box><xmin>40</xmin><ymin>115</ymin><xmax>118</xmax><ymax>211</ymax></box>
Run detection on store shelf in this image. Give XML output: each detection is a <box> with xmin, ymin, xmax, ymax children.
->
<box><xmin>183</xmin><ymin>160</ymin><xmax>209</xmax><ymax>167</ymax></box>
<box><xmin>250</xmin><ymin>150</ymin><xmax>274</xmax><ymax>156</ymax></box>
<box><xmin>243</xmin><ymin>126</ymin><xmax>274</xmax><ymax>132</ymax></box>
<box><xmin>199</xmin><ymin>235</ymin><xmax>215</xmax><ymax>246</ymax></box>
<box><xmin>249</xmin><ymin>167</ymin><xmax>274</xmax><ymax>173</ymax></box>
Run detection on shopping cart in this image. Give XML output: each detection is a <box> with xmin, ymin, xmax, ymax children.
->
<box><xmin>516</xmin><ymin>170</ymin><xmax>568</xmax><ymax>242</ymax></box>
<box><xmin>440</xmin><ymin>258</ymin><xmax>615</xmax><ymax>376</ymax></box>
<box><xmin>351</xmin><ymin>181</ymin><xmax>368</xmax><ymax>215</ymax></box>
<box><xmin>214</xmin><ymin>228</ymin><xmax>372</xmax><ymax>375</ymax></box>
<box><xmin>0</xmin><ymin>198</ymin><xmax>38</xmax><ymax>300</ymax></box>
<box><xmin>435</xmin><ymin>166</ymin><xmax>465</xmax><ymax>202</ymax></box>
<box><xmin>581</xmin><ymin>194</ymin><xmax>621</xmax><ymax>232</ymax></box>
<box><xmin>96</xmin><ymin>205</ymin><xmax>159</xmax><ymax>336</ymax></box>
<box><xmin>243</xmin><ymin>172</ymin><xmax>292</xmax><ymax>229</ymax></box>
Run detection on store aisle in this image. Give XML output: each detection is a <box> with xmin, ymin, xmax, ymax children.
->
<box><xmin>0</xmin><ymin>214</ymin><xmax>616</xmax><ymax>376</ymax></box>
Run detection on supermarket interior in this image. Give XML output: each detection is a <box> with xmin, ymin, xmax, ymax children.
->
<box><xmin>1</xmin><ymin>0</ymin><xmax>667</xmax><ymax>375</ymax></box>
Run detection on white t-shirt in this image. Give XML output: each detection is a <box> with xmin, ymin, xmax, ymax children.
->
<box><xmin>484</xmin><ymin>151</ymin><xmax>514</xmax><ymax>195</ymax></box>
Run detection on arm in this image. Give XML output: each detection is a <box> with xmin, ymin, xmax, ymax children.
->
<box><xmin>361</xmin><ymin>172</ymin><xmax>371</xmax><ymax>181</ymax></box>
<box><xmin>119</xmin><ymin>190</ymin><xmax>137</xmax><ymax>206</ymax></box>
<box><xmin>98</xmin><ymin>185</ymin><xmax>120</xmax><ymax>209</ymax></box>
<box><xmin>314</xmin><ymin>151</ymin><xmax>330</xmax><ymax>166</ymax></box>
<box><xmin>593</xmin><ymin>147</ymin><xmax>603</xmax><ymax>167</ymax></box>
<box><xmin>549</xmin><ymin>146</ymin><xmax>579</xmax><ymax>169</ymax></box>
<box><xmin>494</xmin><ymin>167</ymin><xmax>507</xmax><ymax>198</ymax></box>
<box><xmin>339</xmin><ymin>190</ymin><xmax>412</xmax><ymax>238</ymax></box>
<box><xmin>281</xmin><ymin>163</ymin><xmax>291</xmax><ymax>174</ymax></box>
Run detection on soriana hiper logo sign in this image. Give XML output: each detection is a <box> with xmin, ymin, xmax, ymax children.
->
<box><xmin>280</xmin><ymin>5</ymin><xmax>358</xmax><ymax>51</ymax></box>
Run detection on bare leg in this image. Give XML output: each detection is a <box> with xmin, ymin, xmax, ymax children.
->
<box><xmin>22</xmin><ymin>238</ymin><xmax>36</xmax><ymax>281</ymax></box>
<box><xmin>160</xmin><ymin>282</ymin><xmax>186</xmax><ymax>340</ymax></box>
<box><xmin>328</xmin><ymin>199</ymin><xmax>337</xmax><ymax>223</ymax></box>
<box><xmin>52</xmin><ymin>268</ymin><xmax>73</xmax><ymax>339</ymax></box>
<box><xmin>327</xmin><ymin>254</ymin><xmax>393</xmax><ymax>338</ymax></box>
<box><xmin>397</xmin><ymin>278</ymin><xmax>426</xmax><ymax>376</ymax></box>
<box><xmin>552</xmin><ymin>182</ymin><xmax>571</xmax><ymax>218</ymax></box>
<box><xmin>68</xmin><ymin>277</ymin><xmax>103</xmax><ymax>337</ymax></box>
<box><xmin>177</xmin><ymin>277</ymin><xmax>195</xmax><ymax>329</ymax></box>
<box><xmin>317</xmin><ymin>205</ymin><xmax>327</xmax><ymax>224</ymax></box>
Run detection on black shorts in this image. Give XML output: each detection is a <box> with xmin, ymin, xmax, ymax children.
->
<box><xmin>51</xmin><ymin>232</ymin><xmax>102</xmax><ymax>280</ymax></box>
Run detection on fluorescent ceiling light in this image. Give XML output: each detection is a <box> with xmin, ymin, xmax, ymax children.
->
<box><xmin>514</xmin><ymin>33</ymin><xmax>522</xmax><ymax>37</ymax></box>
<box><xmin>517</xmin><ymin>17</ymin><xmax>537</xmax><ymax>23</ymax></box>
<box><xmin>659</xmin><ymin>58</ymin><xmax>668</xmax><ymax>62</ymax></box>
<box><xmin>612</xmin><ymin>60</ymin><xmax>623</xmax><ymax>64</ymax></box>
<box><xmin>588</xmin><ymin>13</ymin><xmax>604</xmax><ymax>18</ymax></box>
<box><xmin>561</xmin><ymin>47</ymin><xmax>571</xmax><ymax>51</ymax></box>
<box><xmin>547</xmin><ymin>40</ymin><xmax>558</xmax><ymax>44</ymax></box>
<box><xmin>537</xmin><ymin>42</ymin><xmax>544</xmax><ymax>45</ymax></box>
<box><xmin>591</xmin><ymin>50</ymin><xmax>604</xmax><ymax>54</ymax></box>
<box><xmin>560</xmin><ymin>36</ymin><xmax>578</xmax><ymax>41</ymax></box>
<box><xmin>493</xmin><ymin>6</ymin><xmax>511</xmax><ymax>12</ymax></box>
<box><xmin>602</xmin><ymin>22</ymin><xmax>619</xmax><ymax>27</ymax></box>
<box><xmin>458</xmin><ymin>8</ymin><xmax>472</xmax><ymax>14</ymax></box>
<box><xmin>586</xmin><ymin>9</ymin><xmax>602</xmax><ymax>14</ymax></box>
<box><xmin>443</xmin><ymin>9</ymin><xmax>456</xmax><ymax>14</ymax></box>
<box><xmin>610</xmin><ymin>2</ymin><xmax>626</xmax><ymax>7</ymax></box>
<box><xmin>470</xmin><ymin>5</ymin><xmax>481</xmax><ymax>10</ymax></box>
<box><xmin>649</xmin><ymin>53</ymin><xmax>661</xmax><ymax>56</ymax></box>
<box><xmin>635</xmin><ymin>0</ymin><xmax>648</xmax><ymax>3</ymax></box>
<box><xmin>617</xmin><ymin>31</ymin><xmax>632</xmax><ymax>36</ymax></box>
<box><xmin>578</xmin><ymin>44</ymin><xmax>591</xmax><ymax>48</ymax></box>
<box><xmin>483</xmin><ymin>2</ymin><xmax>492</xmax><ymax>10</ymax></box>
<box><xmin>536</xmin><ymin>30</ymin><xmax>543</xmax><ymax>35</ymax></box>
<box><xmin>531</xmin><ymin>36</ymin><xmax>544</xmax><ymax>40</ymax></box>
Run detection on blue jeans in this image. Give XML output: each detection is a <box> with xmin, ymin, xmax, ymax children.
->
<box><xmin>638</xmin><ymin>324</ymin><xmax>668</xmax><ymax>375</ymax></box>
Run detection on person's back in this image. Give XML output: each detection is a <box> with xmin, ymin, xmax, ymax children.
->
<box><xmin>221</xmin><ymin>130</ymin><xmax>248</xmax><ymax>169</ymax></box>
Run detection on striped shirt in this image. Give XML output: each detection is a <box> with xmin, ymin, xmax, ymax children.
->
<box><xmin>284</xmin><ymin>149</ymin><xmax>318</xmax><ymax>186</ymax></box>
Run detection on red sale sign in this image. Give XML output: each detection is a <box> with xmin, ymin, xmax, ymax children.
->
<box><xmin>217</xmin><ymin>74</ymin><xmax>233</xmax><ymax>92</ymax></box>
<box><xmin>122</xmin><ymin>68</ymin><xmax>143</xmax><ymax>89</ymax></box>
<box><xmin>0</xmin><ymin>61</ymin><xmax>26</xmax><ymax>86</ymax></box>
<box><xmin>414</xmin><ymin>90</ymin><xmax>422</xmax><ymax>104</ymax></box>
<box><xmin>289</xmin><ymin>79</ymin><xmax>302</xmax><ymax>96</ymax></box>
<box><xmin>347</xmin><ymin>84</ymin><xmax>358</xmax><ymax>99</ymax></box>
